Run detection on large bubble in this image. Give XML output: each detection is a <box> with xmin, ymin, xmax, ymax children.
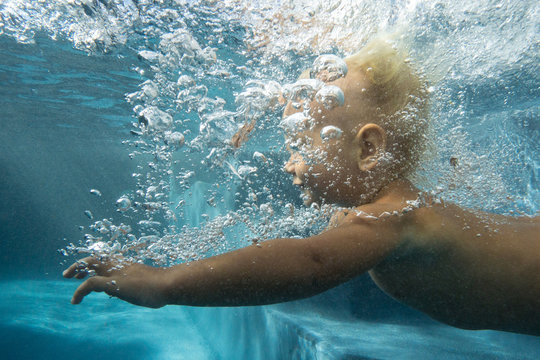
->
<box><xmin>279</xmin><ymin>113</ymin><xmax>309</xmax><ymax>135</ymax></box>
<box><xmin>136</xmin><ymin>106</ymin><xmax>173</xmax><ymax>132</ymax></box>
<box><xmin>315</xmin><ymin>85</ymin><xmax>345</xmax><ymax>110</ymax></box>
<box><xmin>320</xmin><ymin>125</ymin><xmax>343</xmax><ymax>142</ymax></box>
<box><xmin>164</xmin><ymin>131</ymin><xmax>185</xmax><ymax>149</ymax></box>
<box><xmin>311</xmin><ymin>55</ymin><xmax>348</xmax><ymax>82</ymax></box>
<box><xmin>282</xmin><ymin>79</ymin><xmax>324</xmax><ymax>109</ymax></box>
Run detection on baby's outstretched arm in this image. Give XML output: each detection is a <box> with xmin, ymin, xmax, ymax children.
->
<box><xmin>63</xmin><ymin>218</ymin><xmax>402</xmax><ymax>308</ymax></box>
<box><xmin>63</xmin><ymin>257</ymin><xmax>168</xmax><ymax>308</ymax></box>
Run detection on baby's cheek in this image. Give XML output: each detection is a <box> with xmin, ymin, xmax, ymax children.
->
<box><xmin>299</xmin><ymin>148</ymin><xmax>329</xmax><ymax>171</ymax></box>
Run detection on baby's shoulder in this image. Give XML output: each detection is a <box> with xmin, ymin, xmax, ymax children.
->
<box><xmin>328</xmin><ymin>201</ymin><xmax>423</xmax><ymax>229</ymax></box>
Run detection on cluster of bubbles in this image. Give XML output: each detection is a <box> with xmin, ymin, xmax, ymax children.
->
<box><xmin>48</xmin><ymin>2</ymin><xmax>357</xmax><ymax>265</ymax></box>
<box><xmin>278</xmin><ymin>54</ymin><xmax>348</xmax><ymax>169</ymax></box>
<box><xmin>3</xmin><ymin>0</ymin><xmax>537</xmax><ymax>265</ymax></box>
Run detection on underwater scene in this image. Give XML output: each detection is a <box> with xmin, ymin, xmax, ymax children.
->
<box><xmin>1</xmin><ymin>0</ymin><xmax>539</xmax><ymax>359</ymax></box>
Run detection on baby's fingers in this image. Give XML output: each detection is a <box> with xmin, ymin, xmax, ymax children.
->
<box><xmin>71</xmin><ymin>276</ymin><xmax>118</xmax><ymax>304</ymax></box>
<box><xmin>63</xmin><ymin>258</ymin><xmax>91</xmax><ymax>278</ymax></box>
<box><xmin>62</xmin><ymin>257</ymin><xmax>108</xmax><ymax>278</ymax></box>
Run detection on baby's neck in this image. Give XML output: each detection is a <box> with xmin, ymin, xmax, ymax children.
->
<box><xmin>370</xmin><ymin>178</ymin><xmax>419</xmax><ymax>206</ymax></box>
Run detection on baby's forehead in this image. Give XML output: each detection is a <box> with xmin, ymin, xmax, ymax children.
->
<box><xmin>332</xmin><ymin>67</ymin><xmax>371</xmax><ymax>93</ymax></box>
<box><xmin>282</xmin><ymin>70</ymin><xmax>373</xmax><ymax>123</ymax></box>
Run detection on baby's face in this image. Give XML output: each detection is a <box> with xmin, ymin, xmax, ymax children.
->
<box><xmin>283</xmin><ymin>111</ymin><xmax>351</xmax><ymax>205</ymax></box>
<box><xmin>283</xmin><ymin>69</ymin><xmax>382</xmax><ymax>206</ymax></box>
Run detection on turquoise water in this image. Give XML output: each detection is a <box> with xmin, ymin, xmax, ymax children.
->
<box><xmin>1</xmin><ymin>0</ymin><xmax>539</xmax><ymax>358</ymax></box>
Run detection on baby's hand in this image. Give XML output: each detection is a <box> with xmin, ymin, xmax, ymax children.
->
<box><xmin>62</xmin><ymin>257</ymin><xmax>168</xmax><ymax>308</ymax></box>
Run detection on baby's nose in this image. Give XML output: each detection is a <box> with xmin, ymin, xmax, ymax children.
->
<box><xmin>284</xmin><ymin>155</ymin><xmax>297</xmax><ymax>174</ymax></box>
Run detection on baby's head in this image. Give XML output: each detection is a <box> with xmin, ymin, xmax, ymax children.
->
<box><xmin>283</xmin><ymin>37</ymin><xmax>429</xmax><ymax>206</ymax></box>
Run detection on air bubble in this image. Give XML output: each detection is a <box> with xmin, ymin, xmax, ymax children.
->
<box><xmin>137</xmin><ymin>106</ymin><xmax>173</xmax><ymax>132</ymax></box>
<box><xmin>311</xmin><ymin>55</ymin><xmax>348</xmax><ymax>82</ymax></box>
<box><xmin>315</xmin><ymin>85</ymin><xmax>345</xmax><ymax>110</ymax></box>
<box><xmin>236</xmin><ymin>80</ymin><xmax>282</xmax><ymax>113</ymax></box>
<box><xmin>177</xmin><ymin>75</ymin><xmax>195</xmax><ymax>87</ymax></box>
<box><xmin>280</xmin><ymin>113</ymin><xmax>308</xmax><ymax>134</ymax></box>
<box><xmin>116</xmin><ymin>197</ymin><xmax>132</xmax><ymax>212</ymax></box>
<box><xmin>127</xmin><ymin>80</ymin><xmax>159</xmax><ymax>103</ymax></box>
<box><xmin>88</xmin><ymin>241</ymin><xmax>107</xmax><ymax>252</ymax></box>
<box><xmin>260</xmin><ymin>203</ymin><xmax>274</xmax><ymax>217</ymax></box>
<box><xmin>164</xmin><ymin>131</ymin><xmax>185</xmax><ymax>148</ymax></box>
<box><xmin>84</xmin><ymin>210</ymin><xmax>93</xmax><ymax>220</ymax></box>
<box><xmin>320</xmin><ymin>125</ymin><xmax>343</xmax><ymax>142</ymax></box>
<box><xmin>237</xmin><ymin>165</ymin><xmax>257</xmax><ymax>177</ymax></box>
<box><xmin>253</xmin><ymin>151</ymin><xmax>267</xmax><ymax>162</ymax></box>
<box><xmin>282</xmin><ymin>79</ymin><xmax>323</xmax><ymax>105</ymax></box>
<box><xmin>137</xmin><ymin>50</ymin><xmax>160</xmax><ymax>62</ymax></box>
<box><xmin>90</xmin><ymin>189</ymin><xmax>102</xmax><ymax>197</ymax></box>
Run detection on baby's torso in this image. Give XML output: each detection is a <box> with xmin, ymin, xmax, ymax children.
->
<box><xmin>363</xmin><ymin>204</ymin><xmax>540</xmax><ymax>335</ymax></box>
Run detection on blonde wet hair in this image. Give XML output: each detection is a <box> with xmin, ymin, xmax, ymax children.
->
<box><xmin>346</xmin><ymin>37</ymin><xmax>430</xmax><ymax>177</ymax></box>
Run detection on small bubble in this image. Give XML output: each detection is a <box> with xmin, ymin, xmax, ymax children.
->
<box><xmin>260</xmin><ymin>203</ymin><xmax>274</xmax><ymax>217</ymax></box>
<box><xmin>248</xmin><ymin>192</ymin><xmax>258</xmax><ymax>202</ymax></box>
<box><xmin>237</xmin><ymin>165</ymin><xmax>257</xmax><ymax>177</ymax></box>
<box><xmin>175</xmin><ymin>200</ymin><xmax>185</xmax><ymax>209</ymax></box>
<box><xmin>285</xmin><ymin>203</ymin><xmax>294</xmax><ymax>217</ymax></box>
<box><xmin>164</xmin><ymin>131</ymin><xmax>185</xmax><ymax>148</ymax></box>
<box><xmin>90</xmin><ymin>189</ymin><xmax>102</xmax><ymax>197</ymax></box>
<box><xmin>88</xmin><ymin>241</ymin><xmax>107</xmax><ymax>252</ymax></box>
<box><xmin>253</xmin><ymin>151</ymin><xmax>267</xmax><ymax>163</ymax></box>
<box><xmin>84</xmin><ymin>210</ymin><xmax>94</xmax><ymax>220</ymax></box>
<box><xmin>116</xmin><ymin>197</ymin><xmax>132</xmax><ymax>212</ymax></box>
<box><xmin>177</xmin><ymin>75</ymin><xmax>195</xmax><ymax>87</ymax></box>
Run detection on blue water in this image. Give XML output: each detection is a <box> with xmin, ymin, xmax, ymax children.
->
<box><xmin>1</xmin><ymin>0</ymin><xmax>539</xmax><ymax>359</ymax></box>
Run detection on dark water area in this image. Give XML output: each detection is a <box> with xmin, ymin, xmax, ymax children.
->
<box><xmin>0</xmin><ymin>36</ymin><xmax>140</xmax><ymax>278</ymax></box>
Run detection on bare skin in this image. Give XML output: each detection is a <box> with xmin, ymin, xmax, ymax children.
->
<box><xmin>64</xmin><ymin>59</ymin><xmax>540</xmax><ymax>336</ymax></box>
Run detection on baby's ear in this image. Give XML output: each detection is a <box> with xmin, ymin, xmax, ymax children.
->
<box><xmin>355</xmin><ymin>124</ymin><xmax>387</xmax><ymax>171</ymax></box>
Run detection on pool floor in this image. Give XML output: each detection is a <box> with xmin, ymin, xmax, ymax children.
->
<box><xmin>1</xmin><ymin>280</ymin><xmax>539</xmax><ymax>359</ymax></box>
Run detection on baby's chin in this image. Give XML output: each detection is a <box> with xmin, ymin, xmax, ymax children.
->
<box><xmin>300</xmin><ymin>188</ymin><xmax>318</xmax><ymax>207</ymax></box>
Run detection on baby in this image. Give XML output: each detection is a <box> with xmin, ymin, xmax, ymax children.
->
<box><xmin>63</xmin><ymin>38</ymin><xmax>540</xmax><ymax>336</ymax></box>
